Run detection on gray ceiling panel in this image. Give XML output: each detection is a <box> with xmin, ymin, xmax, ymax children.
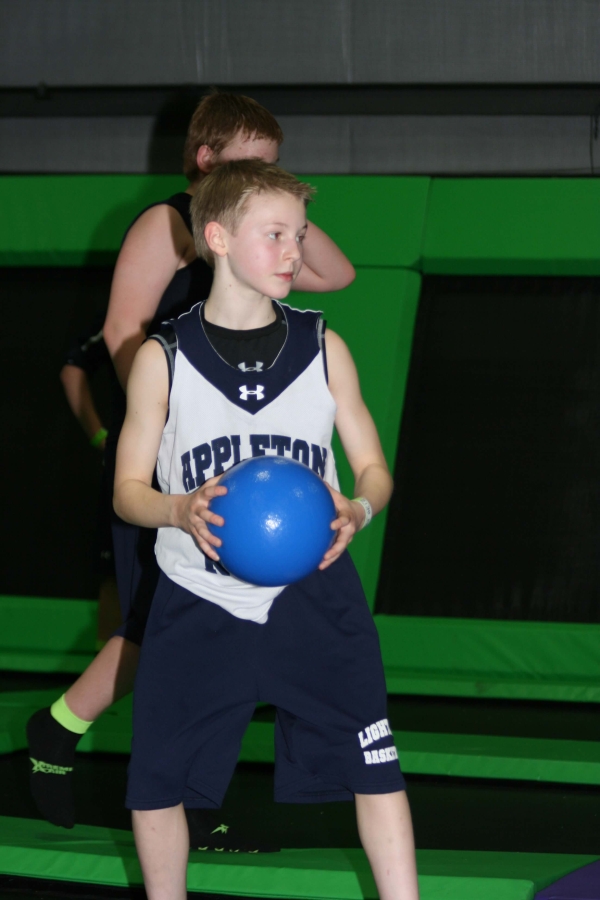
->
<box><xmin>1</xmin><ymin>0</ymin><xmax>599</xmax><ymax>86</ymax></box>
<box><xmin>0</xmin><ymin>1</ymin><xmax>193</xmax><ymax>86</ymax></box>
<box><xmin>0</xmin><ymin>114</ymin><xmax>593</xmax><ymax>175</ymax></box>
<box><xmin>346</xmin><ymin>115</ymin><xmax>592</xmax><ymax>174</ymax></box>
<box><xmin>0</xmin><ymin>0</ymin><xmax>350</xmax><ymax>86</ymax></box>
<box><xmin>353</xmin><ymin>0</ymin><xmax>600</xmax><ymax>83</ymax></box>
<box><xmin>0</xmin><ymin>116</ymin><xmax>158</xmax><ymax>172</ymax></box>
<box><xmin>189</xmin><ymin>2</ymin><xmax>352</xmax><ymax>84</ymax></box>
<box><xmin>277</xmin><ymin>116</ymin><xmax>353</xmax><ymax>173</ymax></box>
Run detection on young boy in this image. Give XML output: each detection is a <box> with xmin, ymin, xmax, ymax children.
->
<box><xmin>27</xmin><ymin>92</ymin><xmax>354</xmax><ymax>846</ymax></box>
<box><xmin>114</xmin><ymin>160</ymin><xmax>419</xmax><ymax>900</ymax></box>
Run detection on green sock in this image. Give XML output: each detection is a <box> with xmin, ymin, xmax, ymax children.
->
<box><xmin>50</xmin><ymin>694</ymin><xmax>94</xmax><ymax>735</ymax></box>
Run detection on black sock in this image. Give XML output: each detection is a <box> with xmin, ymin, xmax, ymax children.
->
<box><xmin>185</xmin><ymin>808</ymin><xmax>280</xmax><ymax>853</ymax></box>
<box><xmin>27</xmin><ymin>708</ymin><xmax>81</xmax><ymax>829</ymax></box>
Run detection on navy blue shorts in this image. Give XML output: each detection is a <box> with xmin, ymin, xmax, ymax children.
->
<box><xmin>105</xmin><ymin>438</ymin><xmax>160</xmax><ymax>646</ymax></box>
<box><xmin>111</xmin><ymin>516</ymin><xmax>159</xmax><ymax>646</ymax></box>
<box><xmin>126</xmin><ymin>552</ymin><xmax>405</xmax><ymax>810</ymax></box>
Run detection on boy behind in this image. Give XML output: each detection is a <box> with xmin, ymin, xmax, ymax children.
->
<box><xmin>114</xmin><ymin>160</ymin><xmax>419</xmax><ymax>900</ymax></box>
<box><xmin>28</xmin><ymin>92</ymin><xmax>353</xmax><ymax>845</ymax></box>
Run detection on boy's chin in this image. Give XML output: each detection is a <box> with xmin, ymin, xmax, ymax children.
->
<box><xmin>269</xmin><ymin>281</ymin><xmax>294</xmax><ymax>299</ymax></box>
<box><xmin>245</xmin><ymin>278</ymin><xmax>293</xmax><ymax>300</ymax></box>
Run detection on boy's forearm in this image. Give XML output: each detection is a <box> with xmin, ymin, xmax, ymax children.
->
<box><xmin>319</xmin><ymin>462</ymin><xmax>393</xmax><ymax>569</ymax></box>
<box><xmin>296</xmin><ymin>222</ymin><xmax>355</xmax><ymax>292</ymax></box>
<box><xmin>352</xmin><ymin>464</ymin><xmax>393</xmax><ymax>518</ymax></box>
<box><xmin>114</xmin><ymin>479</ymin><xmax>183</xmax><ymax>530</ymax></box>
<box><xmin>60</xmin><ymin>365</ymin><xmax>105</xmax><ymax>442</ymax></box>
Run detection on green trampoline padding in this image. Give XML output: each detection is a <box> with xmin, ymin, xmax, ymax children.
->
<box><xmin>2</xmin><ymin>174</ymin><xmax>600</xmax><ymax>276</ymax></box>
<box><xmin>4</xmin><ymin>690</ymin><xmax>600</xmax><ymax>785</ymax></box>
<box><xmin>422</xmin><ymin>178</ymin><xmax>600</xmax><ymax>276</ymax></box>
<box><xmin>376</xmin><ymin>616</ymin><xmax>600</xmax><ymax>703</ymax></box>
<box><xmin>0</xmin><ymin>175</ymin><xmax>429</xmax><ymax>270</ymax></box>
<box><xmin>0</xmin><ymin>596</ymin><xmax>96</xmax><ymax>674</ymax></box>
<box><xmin>0</xmin><ymin>816</ymin><xmax>596</xmax><ymax>900</ymax></box>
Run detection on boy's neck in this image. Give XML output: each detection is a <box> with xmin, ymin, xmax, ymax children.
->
<box><xmin>204</xmin><ymin>270</ymin><xmax>277</xmax><ymax>332</ymax></box>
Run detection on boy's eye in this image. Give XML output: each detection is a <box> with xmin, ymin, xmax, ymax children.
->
<box><xmin>268</xmin><ymin>232</ymin><xmax>280</xmax><ymax>240</ymax></box>
<box><xmin>297</xmin><ymin>234</ymin><xmax>306</xmax><ymax>244</ymax></box>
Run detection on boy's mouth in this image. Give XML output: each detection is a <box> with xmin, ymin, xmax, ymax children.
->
<box><xmin>275</xmin><ymin>273</ymin><xmax>294</xmax><ymax>282</ymax></box>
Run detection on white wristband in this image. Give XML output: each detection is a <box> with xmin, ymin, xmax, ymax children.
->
<box><xmin>353</xmin><ymin>496</ymin><xmax>373</xmax><ymax>530</ymax></box>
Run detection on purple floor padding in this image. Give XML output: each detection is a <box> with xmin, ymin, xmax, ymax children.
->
<box><xmin>536</xmin><ymin>862</ymin><xmax>600</xmax><ymax>900</ymax></box>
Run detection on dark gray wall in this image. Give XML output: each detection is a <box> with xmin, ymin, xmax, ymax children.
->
<box><xmin>0</xmin><ymin>115</ymin><xmax>593</xmax><ymax>175</ymax></box>
<box><xmin>2</xmin><ymin>0</ymin><xmax>600</xmax><ymax>85</ymax></box>
<box><xmin>1</xmin><ymin>1</ymin><xmax>599</xmax><ymax>175</ymax></box>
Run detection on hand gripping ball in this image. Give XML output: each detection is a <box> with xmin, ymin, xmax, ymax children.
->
<box><xmin>208</xmin><ymin>456</ymin><xmax>336</xmax><ymax>586</ymax></box>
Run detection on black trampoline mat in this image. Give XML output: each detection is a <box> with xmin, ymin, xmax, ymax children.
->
<box><xmin>2</xmin><ymin>748</ymin><xmax>600</xmax><ymax>855</ymax></box>
<box><xmin>378</xmin><ymin>275</ymin><xmax>600</xmax><ymax>622</ymax></box>
<box><xmin>0</xmin><ymin>267</ymin><xmax>113</xmax><ymax>602</ymax></box>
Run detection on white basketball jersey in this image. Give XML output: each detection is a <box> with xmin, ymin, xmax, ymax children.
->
<box><xmin>155</xmin><ymin>301</ymin><xmax>339</xmax><ymax>623</ymax></box>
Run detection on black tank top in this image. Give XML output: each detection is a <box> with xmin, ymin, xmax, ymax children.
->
<box><xmin>149</xmin><ymin>194</ymin><xmax>214</xmax><ymax>330</ymax></box>
<box><xmin>108</xmin><ymin>193</ymin><xmax>214</xmax><ymax>440</ymax></box>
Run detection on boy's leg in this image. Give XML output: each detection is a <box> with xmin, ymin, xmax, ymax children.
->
<box><xmin>127</xmin><ymin>579</ymin><xmax>278</xmax><ymax>854</ymax></box>
<box><xmin>132</xmin><ymin>804</ymin><xmax>189</xmax><ymax>900</ymax></box>
<box><xmin>355</xmin><ymin>791</ymin><xmax>419</xmax><ymax>900</ymax></box>
<box><xmin>27</xmin><ymin>507</ymin><xmax>155</xmax><ymax>829</ymax></box>
<box><xmin>27</xmin><ymin>636</ymin><xmax>139</xmax><ymax>828</ymax></box>
<box><xmin>65</xmin><ymin>635</ymin><xmax>139</xmax><ymax>721</ymax></box>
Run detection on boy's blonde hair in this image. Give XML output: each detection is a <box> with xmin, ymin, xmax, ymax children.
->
<box><xmin>183</xmin><ymin>91</ymin><xmax>284</xmax><ymax>183</ymax></box>
<box><xmin>191</xmin><ymin>159</ymin><xmax>314</xmax><ymax>267</ymax></box>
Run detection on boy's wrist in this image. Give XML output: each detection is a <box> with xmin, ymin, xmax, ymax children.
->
<box><xmin>352</xmin><ymin>496</ymin><xmax>372</xmax><ymax>530</ymax></box>
<box><xmin>90</xmin><ymin>427</ymin><xmax>108</xmax><ymax>449</ymax></box>
<box><xmin>170</xmin><ymin>494</ymin><xmax>186</xmax><ymax>529</ymax></box>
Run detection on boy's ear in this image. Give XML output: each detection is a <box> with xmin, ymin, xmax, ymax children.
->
<box><xmin>204</xmin><ymin>222</ymin><xmax>228</xmax><ymax>259</ymax></box>
<box><xmin>196</xmin><ymin>144</ymin><xmax>216</xmax><ymax>174</ymax></box>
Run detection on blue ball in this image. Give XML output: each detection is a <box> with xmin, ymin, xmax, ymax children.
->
<box><xmin>208</xmin><ymin>456</ymin><xmax>336</xmax><ymax>586</ymax></box>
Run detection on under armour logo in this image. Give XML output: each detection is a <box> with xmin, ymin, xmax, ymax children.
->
<box><xmin>238</xmin><ymin>361</ymin><xmax>264</xmax><ymax>372</ymax></box>
<box><xmin>239</xmin><ymin>385</ymin><xmax>265</xmax><ymax>401</ymax></box>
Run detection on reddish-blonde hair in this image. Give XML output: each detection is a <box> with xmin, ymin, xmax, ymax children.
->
<box><xmin>183</xmin><ymin>91</ymin><xmax>283</xmax><ymax>183</ymax></box>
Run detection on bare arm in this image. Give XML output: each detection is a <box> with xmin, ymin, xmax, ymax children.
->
<box><xmin>60</xmin><ymin>364</ymin><xmax>106</xmax><ymax>448</ymax></box>
<box><xmin>319</xmin><ymin>329</ymin><xmax>393</xmax><ymax>568</ymax></box>
<box><xmin>294</xmin><ymin>221</ymin><xmax>355</xmax><ymax>293</ymax></box>
<box><xmin>104</xmin><ymin>204</ymin><xmax>196</xmax><ymax>390</ymax></box>
<box><xmin>113</xmin><ymin>340</ymin><xmax>225</xmax><ymax>560</ymax></box>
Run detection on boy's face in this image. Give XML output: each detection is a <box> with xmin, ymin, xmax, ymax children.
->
<box><xmin>222</xmin><ymin>191</ymin><xmax>307</xmax><ymax>300</ymax></box>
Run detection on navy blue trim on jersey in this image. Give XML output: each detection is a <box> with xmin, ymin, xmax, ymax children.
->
<box><xmin>148</xmin><ymin>327</ymin><xmax>177</xmax><ymax>394</ymax></box>
<box><xmin>174</xmin><ymin>302</ymin><xmax>323</xmax><ymax>415</ymax></box>
<box><xmin>317</xmin><ymin>317</ymin><xmax>329</xmax><ymax>384</ymax></box>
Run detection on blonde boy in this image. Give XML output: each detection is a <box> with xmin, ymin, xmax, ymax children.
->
<box><xmin>115</xmin><ymin>160</ymin><xmax>418</xmax><ymax>900</ymax></box>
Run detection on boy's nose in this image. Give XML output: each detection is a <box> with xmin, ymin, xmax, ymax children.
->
<box><xmin>285</xmin><ymin>239</ymin><xmax>302</xmax><ymax>260</ymax></box>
